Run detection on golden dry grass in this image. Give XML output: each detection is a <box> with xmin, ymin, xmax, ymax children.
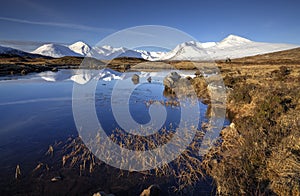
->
<box><xmin>202</xmin><ymin>51</ymin><xmax>300</xmax><ymax>195</ymax></box>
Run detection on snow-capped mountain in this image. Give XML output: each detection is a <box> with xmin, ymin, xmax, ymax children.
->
<box><xmin>87</xmin><ymin>46</ymin><xmax>143</xmax><ymax>60</ymax></box>
<box><xmin>0</xmin><ymin>45</ymin><xmax>43</xmax><ymax>58</ymax></box>
<box><xmin>32</xmin><ymin>43</ymin><xmax>82</xmax><ymax>58</ymax></box>
<box><xmin>218</xmin><ymin>35</ymin><xmax>251</xmax><ymax>48</ymax></box>
<box><xmin>161</xmin><ymin>41</ymin><xmax>212</xmax><ymax>61</ymax></box>
<box><xmin>11</xmin><ymin>34</ymin><xmax>300</xmax><ymax>60</ymax></box>
<box><xmin>68</xmin><ymin>41</ymin><xmax>91</xmax><ymax>56</ymax></box>
<box><xmin>87</xmin><ymin>46</ymin><xmax>165</xmax><ymax>60</ymax></box>
<box><xmin>161</xmin><ymin>35</ymin><xmax>298</xmax><ymax>60</ymax></box>
<box><xmin>201</xmin><ymin>42</ymin><xmax>217</xmax><ymax>48</ymax></box>
<box><xmin>32</xmin><ymin>42</ymin><xmax>145</xmax><ymax>59</ymax></box>
<box><xmin>136</xmin><ymin>50</ymin><xmax>167</xmax><ymax>61</ymax></box>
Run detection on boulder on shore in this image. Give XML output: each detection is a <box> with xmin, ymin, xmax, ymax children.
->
<box><xmin>163</xmin><ymin>72</ymin><xmax>181</xmax><ymax>91</ymax></box>
<box><xmin>163</xmin><ymin>72</ymin><xmax>194</xmax><ymax>98</ymax></box>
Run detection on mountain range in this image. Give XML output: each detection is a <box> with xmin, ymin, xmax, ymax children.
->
<box><xmin>0</xmin><ymin>45</ymin><xmax>45</xmax><ymax>58</ymax></box>
<box><xmin>1</xmin><ymin>35</ymin><xmax>299</xmax><ymax>61</ymax></box>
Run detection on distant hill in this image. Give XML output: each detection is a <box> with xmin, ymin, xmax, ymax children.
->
<box><xmin>227</xmin><ymin>47</ymin><xmax>300</xmax><ymax>65</ymax></box>
<box><xmin>0</xmin><ymin>45</ymin><xmax>46</xmax><ymax>58</ymax></box>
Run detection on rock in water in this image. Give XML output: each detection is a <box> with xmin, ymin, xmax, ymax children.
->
<box><xmin>132</xmin><ymin>74</ymin><xmax>140</xmax><ymax>84</ymax></box>
<box><xmin>147</xmin><ymin>76</ymin><xmax>152</xmax><ymax>83</ymax></box>
<box><xmin>195</xmin><ymin>70</ymin><xmax>202</xmax><ymax>77</ymax></box>
<box><xmin>140</xmin><ymin>184</ymin><xmax>160</xmax><ymax>196</ymax></box>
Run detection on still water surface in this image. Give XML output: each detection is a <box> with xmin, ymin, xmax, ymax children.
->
<box><xmin>0</xmin><ymin>69</ymin><xmax>226</xmax><ymax>180</ymax></box>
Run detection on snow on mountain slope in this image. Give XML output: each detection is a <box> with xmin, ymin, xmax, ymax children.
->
<box><xmin>161</xmin><ymin>35</ymin><xmax>299</xmax><ymax>60</ymax></box>
<box><xmin>212</xmin><ymin>41</ymin><xmax>298</xmax><ymax>60</ymax></box>
<box><xmin>0</xmin><ymin>45</ymin><xmax>21</xmax><ymax>54</ymax></box>
<box><xmin>217</xmin><ymin>34</ymin><xmax>251</xmax><ymax>48</ymax></box>
<box><xmin>87</xmin><ymin>46</ymin><xmax>143</xmax><ymax>60</ymax></box>
<box><xmin>201</xmin><ymin>42</ymin><xmax>217</xmax><ymax>48</ymax></box>
<box><xmin>116</xmin><ymin>49</ymin><xmax>143</xmax><ymax>59</ymax></box>
<box><xmin>68</xmin><ymin>41</ymin><xmax>91</xmax><ymax>56</ymax></box>
<box><xmin>27</xmin><ymin>35</ymin><xmax>299</xmax><ymax>60</ymax></box>
<box><xmin>31</xmin><ymin>42</ymin><xmax>145</xmax><ymax>59</ymax></box>
<box><xmin>88</xmin><ymin>45</ymin><xmax>166</xmax><ymax>60</ymax></box>
<box><xmin>0</xmin><ymin>45</ymin><xmax>44</xmax><ymax>58</ymax></box>
<box><xmin>161</xmin><ymin>41</ymin><xmax>212</xmax><ymax>61</ymax></box>
<box><xmin>87</xmin><ymin>46</ymin><xmax>166</xmax><ymax>60</ymax></box>
<box><xmin>32</xmin><ymin>44</ymin><xmax>82</xmax><ymax>58</ymax></box>
<box><xmin>136</xmin><ymin>50</ymin><xmax>167</xmax><ymax>61</ymax></box>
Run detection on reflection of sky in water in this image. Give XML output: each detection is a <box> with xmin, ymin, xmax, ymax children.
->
<box><xmin>0</xmin><ymin>69</ymin><xmax>227</xmax><ymax>173</ymax></box>
<box><xmin>96</xmin><ymin>80</ymin><xmax>184</xmax><ymax>135</ymax></box>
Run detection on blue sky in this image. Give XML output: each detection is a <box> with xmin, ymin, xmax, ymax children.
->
<box><xmin>0</xmin><ymin>0</ymin><xmax>300</xmax><ymax>50</ymax></box>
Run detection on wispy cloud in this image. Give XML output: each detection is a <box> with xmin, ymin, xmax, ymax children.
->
<box><xmin>0</xmin><ymin>16</ymin><xmax>115</xmax><ymax>33</ymax></box>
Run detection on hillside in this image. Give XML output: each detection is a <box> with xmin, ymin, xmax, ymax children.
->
<box><xmin>222</xmin><ymin>47</ymin><xmax>300</xmax><ymax>65</ymax></box>
<box><xmin>0</xmin><ymin>55</ymin><xmax>105</xmax><ymax>76</ymax></box>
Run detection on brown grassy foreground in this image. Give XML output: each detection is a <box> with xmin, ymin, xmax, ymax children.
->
<box><xmin>201</xmin><ymin>49</ymin><xmax>300</xmax><ymax>195</ymax></box>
